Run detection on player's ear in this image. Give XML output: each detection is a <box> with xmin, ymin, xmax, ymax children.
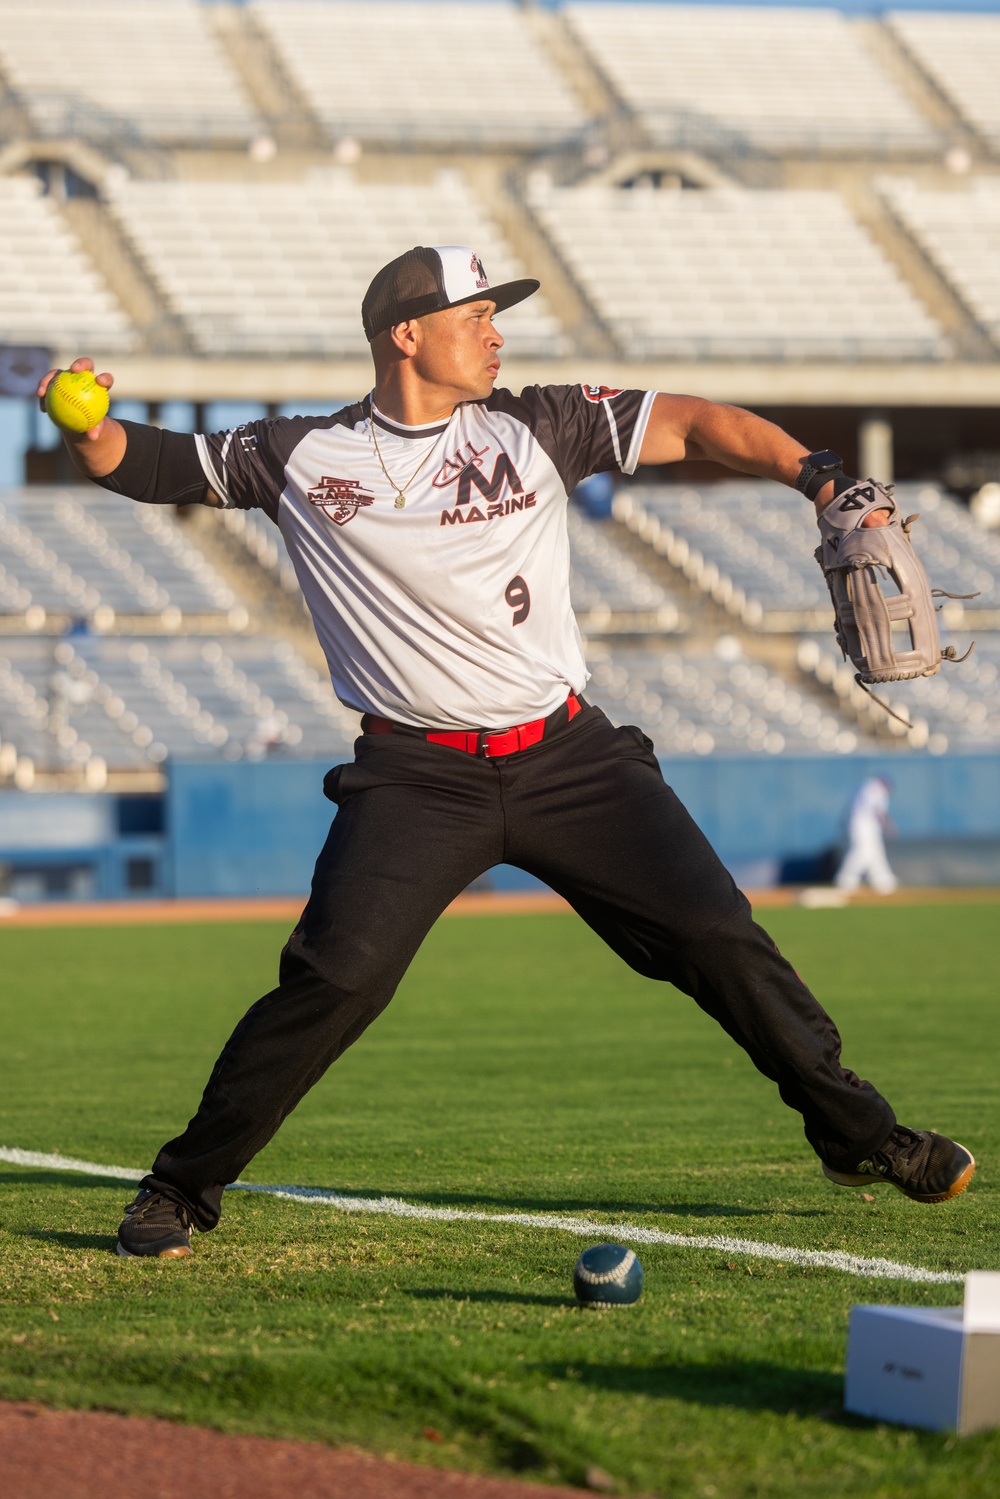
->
<box><xmin>388</xmin><ymin>319</ymin><xmax>419</xmax><ymax>358</ymax></box>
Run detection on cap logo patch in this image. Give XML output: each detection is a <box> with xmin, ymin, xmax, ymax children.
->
<box><xmin>471</xmin><ymin>252</ymin><xmax>489</xmax><ymax>290</ymax></box>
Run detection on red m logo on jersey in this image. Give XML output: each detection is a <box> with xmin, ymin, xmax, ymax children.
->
<box><xmin>433</xmin><ymin>445</ymin><xmax>524</xmax><ymax>507</ymax></box>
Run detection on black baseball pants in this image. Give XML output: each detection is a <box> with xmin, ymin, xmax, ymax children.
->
<box><xmin>144</xmin><ymin>703</ymin><xmax>895</xmax><ymax>1230</ymax></box>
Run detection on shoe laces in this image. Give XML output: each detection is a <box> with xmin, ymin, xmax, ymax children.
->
<box><xmin>123</xmin><ymin>1190</ymin><xmax>193</xmax><ymax>1230</ymax></box>
<box><xmin>868</xmin><ymin>1126</ymin><xmax>930</xmax><ymax>1177</ymax></box>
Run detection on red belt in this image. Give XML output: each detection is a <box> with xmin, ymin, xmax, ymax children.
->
<box><xmin>363</xmin><ymin>693</ymin><xmax>582</xmax><ymax>758</ymax></box>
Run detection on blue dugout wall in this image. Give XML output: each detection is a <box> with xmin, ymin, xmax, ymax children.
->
<box><xmin>661</xmin><ymin>755</ymin><xmax>1000</xmax><ymax>864</ymax></box>
<box><xmin>167</xmin><ymin>759</ymin><xmax>332</xmax><ymax>897</ymax></box>
<box><xmin>164</xmin><ymin>753</ymin><xmax>1000</xmax><ymax>899</ymax></box>
<box><xmin>2</xmin><ymin>754</ymin><xmax>999</xmax><ymax>901</ymax></box>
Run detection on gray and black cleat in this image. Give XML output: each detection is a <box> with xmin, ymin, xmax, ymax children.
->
<box><xmin>823</xmin><ymin>1126</ymin><xmax>975</xmax><ymax>1204</ymax></box>
<box><xmin>117</xmin><ymin>1188</ymin><xmax>194</xmax><ymax>1258</ymax></box>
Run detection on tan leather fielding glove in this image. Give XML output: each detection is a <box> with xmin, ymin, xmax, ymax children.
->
<box><xmin>814</xmin><ymin>480</ymin><xmax>954</xmax><ymax>685</ymax></box>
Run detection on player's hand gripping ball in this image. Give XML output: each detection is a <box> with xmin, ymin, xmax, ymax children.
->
<box><xmin>573</xmin><ymin>1243</ymin><xmax>643</xmax><ymax>1308</ymax></box>
<box><xmin>44</xmin><ymin>369</ymin><xmax>110</xmax><ymax>433</ymax></box>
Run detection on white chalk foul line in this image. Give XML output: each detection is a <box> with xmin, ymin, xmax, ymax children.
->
<box><xmin>0</xmin><ymin>1146</ymin><xmax>962</xmax><ymax>1284</ymax></box>
<box><xmin>0</xmin><ymin>1147</ymin><xmax>143</xmax><ymax>1182</ymax></box>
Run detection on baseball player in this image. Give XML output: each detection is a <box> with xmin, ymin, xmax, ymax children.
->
<box><xmin>39</xmin><ymin>245</ymin><xmax>974</xmax><ymax>1259</ymax></box>
<box><xmin>836</xmin><ymin>776</ymin><xmax>898</xmax><ymax>895</ymax></box>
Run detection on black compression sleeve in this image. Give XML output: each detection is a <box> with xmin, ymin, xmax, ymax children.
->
<box><xmin>91</xmin><ymin>420</ymin><xmax>209</xmax><ymax>506</ymax></box>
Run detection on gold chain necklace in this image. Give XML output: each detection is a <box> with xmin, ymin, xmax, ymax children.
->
<box><xmin>369</xmin><ymin>411</ymin><xmax>439</xmax><ymax>510</ymax></box>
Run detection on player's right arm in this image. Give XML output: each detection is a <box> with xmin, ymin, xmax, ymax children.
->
<box><xmin>37</xmin><ymin>356</ymin><xmax>228</xmax><ymax>509</ymax></box>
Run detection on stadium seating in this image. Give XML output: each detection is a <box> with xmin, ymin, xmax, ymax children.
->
<box><xmin>0</xmin><ymin>633</ymin><xmax>361</xmax><ymax>775</ymax></box>
<box><xmin>0</xmin><ymin>0</ymin><xmax>260</xmax><ymax>145</ymax></box>
<box><xmin>564</xmin><ymin>3</ymin><xmax>934</xmax><ymax>154</ymax></box>
<box><xmin>614</xmin><ymin>481</ymin><xmax>1000</xmax><ymax>633</ymax></box>
<box><xmin>251</xmin><ymin>0</ymin><xmax>584</xmax><ymax>146</ymax></box>
<box><xmin>798</xmin><ymin>633</ymin><xmax>1000</xmax><ymax>756</ymax></box>
<box><xmin>568</xmin><ymin>510</ymin><xmax>683</xmax><ymax>631</ymax></box>
<box><xmin>879</xmin><ymin>177</ymin><xmax>1000</xmax><ymax>353</ymax></box>
<box><xmin>887</xmin><ymin>11</ymin><xmax>1000</xmax><ymax>153</ymax></box>
<box><xmin>0</xmin><ymin>488</ymin><xmax>236</xmax><ymax>623</ymax></box>
<box><xmin>0</xmin><ymin>177</ymin><xmax>135</xmax><ymax>353</ymax></box>
<box><xmin>107</xmin><ymin>169</ymin><xmax>566</xmax><ymax>357</ymax></box>
<box><xmin>585</xmin><ymin>640</ymin><xmax>863</xmax><ymax>757</ymax></box>
<box><xmin>221</xmin><ymin>508</ymin><xmax>302</xmax><ymax>598</ymax></box>
<box><xmin>526</xmin><ymin>181</ymin><xmax>945</xmax><ymax>361</ymax></box>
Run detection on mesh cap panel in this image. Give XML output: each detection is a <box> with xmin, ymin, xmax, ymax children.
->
<box><xmin>362</xmin><ymin>247</ymin><xmax>445</xmax><ymax>341</ymax></box>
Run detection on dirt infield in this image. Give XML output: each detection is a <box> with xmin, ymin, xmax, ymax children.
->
<box><xmin>0</xmin><ymin>886</ymin><xmax>997</xmax><ymax>928</ymax></box>
<box><xmin>0</xmin><ymin>1402</ymin><xmax>597</xmax><ymax>1499</ymax></box>
<box><xmin>0</xmin><ymin>892</ymin><xmax>572</xmax><ymax>926</ymax></box>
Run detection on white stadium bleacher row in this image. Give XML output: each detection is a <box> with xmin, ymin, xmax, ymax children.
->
<box><xmin>0</xmin><ymin>632</ymin><xmax>868</xmax><ymax>774</ymax></box>
<box><xmin>0</xmin><ymin>488</ymin><xmax>237</xmax><ymax>623</ymax></box>
<box><xmin>4</xmin><ymin>478</ymin><xmax>1000</xmax><ymax>772</ymax></box>
<box><xmin>887</xmin><ymin>11</ymin><xmax>1000</xmax><ymax>155</ymax></box>
<box><xmin>0</xmin><ymin>0</ymin><xmax>260</xmax><ymax>145</ymax></box>
<box><xmin>564</xmin><ymin>3</ymin><xmax>935</xmax><ymax>155</ymax></box>
<box><xmin>585</xmin><ymin>639</ymin><xmax>863</xmax><ymax>758</ymax></box>
<box><xmin>221</xmin><ymin>507</ymin><xmax>302</xmax><ymax>598</ymax></box>
<box><xmin>614</xmin><ymin>481</ymin><xmax>1000</xmax><ymax>632</ymax></box>
<box><xmin>798</xmin><ymin>633</ymin><xmax>1000</xmax><ymax>757</ymax></box>
<box><xmin>0</xmin><ymin>632</ymin><xmax>361</xmax><ymax>774</ymax></box>
<box><xmin>0</xmin><ymin>486</ymin><xmax>875</xmax><ymax>771</ymax></box>
<box><xmin>880</xmin><ymin>177</ymin><xmax>1000</xmax><ymax>353</ymax></box>
<box><xmin>250</xmin><ymin>0</ymin><xmax>584</xmax><ymax>147</ymax></box>
<box><xmin>567</xmin><ymin>509</ymin><xmax>683</xmax><ymax>631</ymax></box>
<box><xmin>0</xmin><ymin>177</ymin><xmax>135</xmax><ymax>354</ymax></box>
<box><xmin>527</xmin><ymin>180</ymin><xmax>946</xmax><ymax>361</ymax></box>
<box><xmin>106</xmin><ymin>169</ymin><xmax>566</xmax><ymax>358</ymax></box>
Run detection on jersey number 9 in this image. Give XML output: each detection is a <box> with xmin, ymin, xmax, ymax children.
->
<box><xmin>505</xmin><ymin>575</ymin><xmax>530</xmax><ymax>626</ymax></box>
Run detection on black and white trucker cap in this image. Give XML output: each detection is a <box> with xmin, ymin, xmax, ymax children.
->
<box><xmin>362</xmin><ymin>245</ymin><xmax>539</xmax><ymax>341</ymax></box>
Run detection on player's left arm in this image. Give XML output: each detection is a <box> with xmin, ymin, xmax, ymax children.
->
<box><xmin>637</xmin><ymin>393</ymin><xmax>889</xmax><ymax>527</ymax></box>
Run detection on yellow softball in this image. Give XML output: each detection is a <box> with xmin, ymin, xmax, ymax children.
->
<box><xmin>44</xmin><ymin>369</ymin><xmax>110</xmax><ymax>433</ymax></box>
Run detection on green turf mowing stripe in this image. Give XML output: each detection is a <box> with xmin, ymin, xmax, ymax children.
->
<box><xmin>0</xmin><ymin>1146</ymin><xmax>964</xmax><ymax>1285</ymax></box>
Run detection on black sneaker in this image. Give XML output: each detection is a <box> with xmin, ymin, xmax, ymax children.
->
<box><xmin>822</xmin><ymin>1127</ymin><xmax>975</xmax><ymax>1204</ymax></box>
<box><xmin>117</xmin><ymin>1188</ymin><xmax>194</xmax><ymax>1258</ymax></box>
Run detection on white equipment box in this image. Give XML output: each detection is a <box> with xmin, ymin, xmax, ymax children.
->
<box><xmin>845</xmin><ymin>1272</ymin><xmax>1000</xmax><ymax>1433</ymax></box>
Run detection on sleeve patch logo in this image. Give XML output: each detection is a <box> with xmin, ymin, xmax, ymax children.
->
<box><xmin>307</xmin><ymin>476</ymin><xmax>375</xmax><ymax>526</ymax></box>
<box><xmin>582</xmin><ymin>385</ymin><xmax>624</xmax><ymax>404</ymax></box>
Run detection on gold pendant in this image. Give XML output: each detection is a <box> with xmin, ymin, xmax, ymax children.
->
<box><xmin>394</xmin><ymin>493</ymin><xmax>406</xmax><ymax>510</ymax></box>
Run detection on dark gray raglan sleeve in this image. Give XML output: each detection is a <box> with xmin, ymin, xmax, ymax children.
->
<box><xmin>518</xmin><ymin>384</ymin><xmax>657</xmax><ymax>492</ymax></box>
<box><xmin>195</xmin><ymin>417</ymin><xmax>319</xmax><ymax>521</ymax></box>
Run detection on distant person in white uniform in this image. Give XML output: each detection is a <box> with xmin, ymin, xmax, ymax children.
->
<box><xmin>836</xmin><ymin>777</ymin><xmax>897</xmax><ymax>895</ymax></box>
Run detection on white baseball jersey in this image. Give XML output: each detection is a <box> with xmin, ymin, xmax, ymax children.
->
<box><xmin>195</xmin><ymin>384</ymin><xmax>655</xmax><ymax>731</ymax></box>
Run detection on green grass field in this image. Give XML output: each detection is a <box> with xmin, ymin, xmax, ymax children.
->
<box><xmin>0</xmin><ymin>904</ymin><xmax>997</xmax><ymax>1497</ymax></box>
